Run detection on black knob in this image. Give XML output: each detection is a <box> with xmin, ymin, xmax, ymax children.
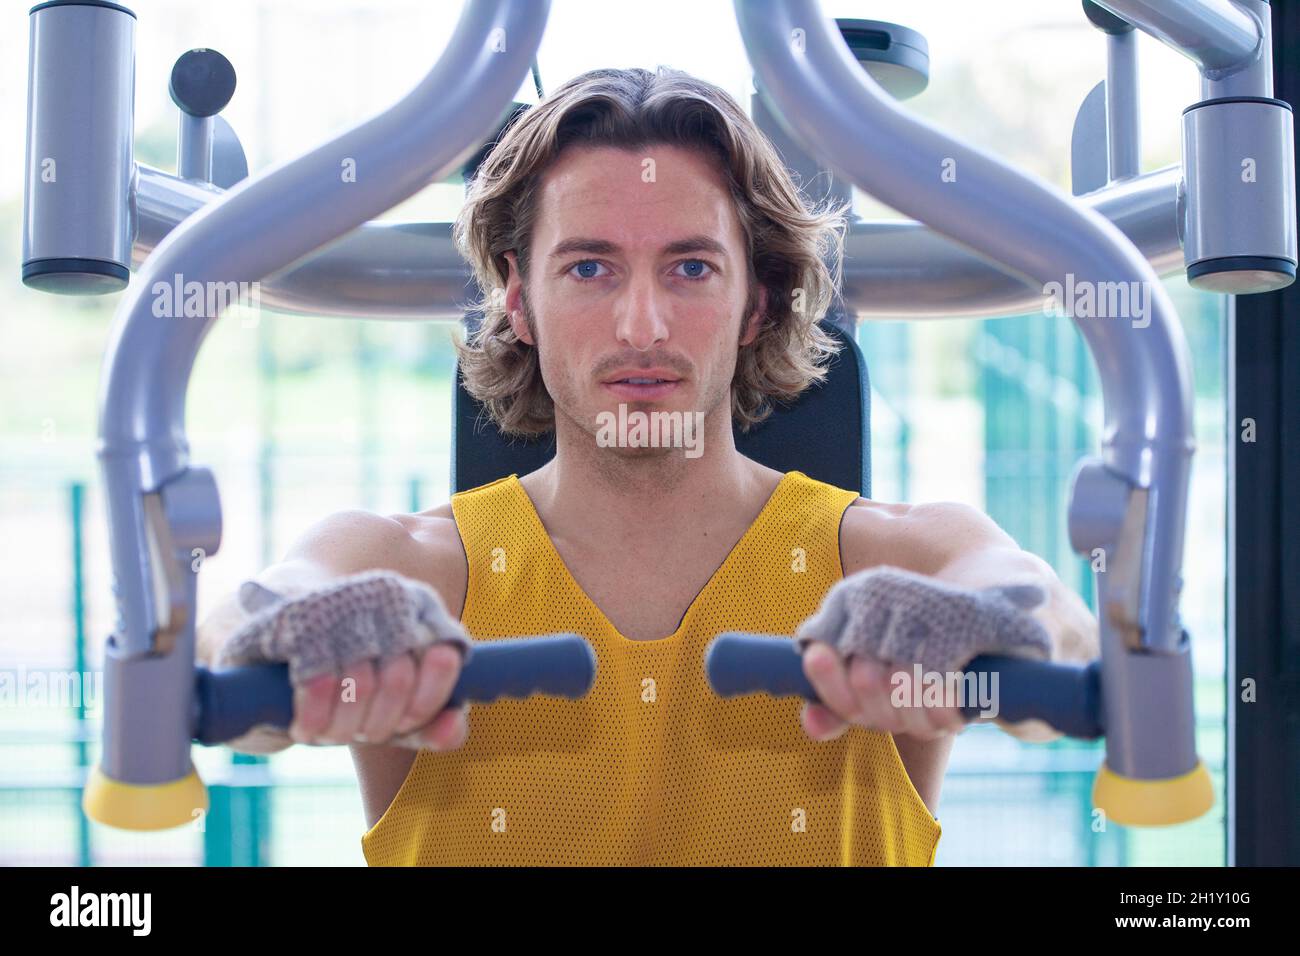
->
<box><xmin>169</xmin><ymin>48</ymin><xmax>236</xmax><ymax>118</ymax></box>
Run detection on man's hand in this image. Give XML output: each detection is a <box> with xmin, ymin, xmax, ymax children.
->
<box><xmin>795</xmin><ymin>566</ymin><xmax>1053</xmax><ymax>742</ymax></box>
<box><xmin>290</xmin><ymin>644</ymin><xmax>471</xmax><ymax>750</ymax></box>
<box><xmin>800</xmin><ymin>642</ymin><xmax>966</xmax><ymax>741</ymax></box>
<box><xmin>217</xmin><ymin>570</ymin><xmax>473</xmax><ymax>750</ymax></box>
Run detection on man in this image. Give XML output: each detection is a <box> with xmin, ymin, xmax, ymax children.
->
<box><xmin>198</xmin><ymin>67</ymin><xmax>1098</xmax><ymax>866</ymax></box>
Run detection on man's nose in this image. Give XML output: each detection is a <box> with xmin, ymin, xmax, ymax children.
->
<box><xmin>614</xmin><ymin>274</ymin><xmax>670</xmax><ymax>351</ymax></box>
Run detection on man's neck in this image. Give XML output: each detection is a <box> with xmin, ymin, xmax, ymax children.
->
<box><xmin>518</xmin><ymin>419</ymin><xmax>778</xmax><ymax>557</ymax></box>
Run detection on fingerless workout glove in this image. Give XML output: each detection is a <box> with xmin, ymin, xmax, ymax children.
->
<box><xmin>216</xmin><ymin>569</ymin><xmax>473</xmax><ymax>685</ymax></box>
<box><xmin>794</xmin><ymin>566</ymin><xmax>1052</xmax><ymax>675</ymax></box>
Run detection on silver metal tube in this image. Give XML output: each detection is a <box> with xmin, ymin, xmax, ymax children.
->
<box><xmin>132</xmin><ymin>162</ymin><xmax>1183</xmax><ymax>321</ymax></box>
<box><xmin>177</xmin><ymin>113</ymin><xmax>214</xmax><ymax>183</ymax></box>
<box><xmin>841</xmin><ymin>166</ymin><xmax>1182</xmax><ymax>318</ymax></box>
<box><xmin>133</xmin><ymin>165</ymin><xmax>474</xmax><ymax>318</ymax></box>
<box><xmin>1182</xmin><ymin>99</ymin><xmax>1296</xmax><ymax>292</ymax></box>
<box><xmin>22</xmin><ymin>1</ymin><xmax>135</xmax><ymax>294</ymax></box>
<box><xmin>1092</xmin><ymin>0</ymin><xmax>1263</xmax><ymax>73</ymax></box>
<box><xmin>1201</xmin><ymin>0</ymin><xmax>1274</xmax><ymax>103</ymax></box>
<box><xmin>1107</xmin><ymin>29</ymin><xmax>1141</xmax><ymax>180</ymax></box>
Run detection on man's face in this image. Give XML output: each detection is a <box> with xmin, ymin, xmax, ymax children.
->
<box><xmin>503</xmin><ymin>144</ymin><xmax>765</xmax><ymax>456</ymax></box>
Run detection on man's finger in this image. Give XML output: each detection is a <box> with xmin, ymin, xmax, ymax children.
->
<box><xmin>290</xmin><ymin>672</ymin><xmax>342</xmax><ymax>743</ymax></box>
<box><xmin>396</xmin><ymin>644</ymin><xmax>461</xmax><ymax>735</ymax></box>
<box><xmin>395</xmin><ymin>704</ymin><xmax>470</xmax><ymax>751</ymax></box>
<box><xmin>846</xmin><ymin>656</ymin><xmax>906</xmax><ymax>734</ymax></box>
<box><xmin>320</xmin><ymin>659</ymin><xmax>377</xmax><ymax>744</ymax></box>
<box><xmin>360</xmin><ymin>653</ymin><xmax>417</xmax><ymax>742</ymax></box>
<box><xmin>858</xmin><ymin>661</ymin><xmax>968</xmax><ymax>738</ymax></box>
<box><xmin>801</xmin><ymin>642</ymin><xmax>861</xmax><ymax>724</ymax></box>
<box><xmin>802</xmin><ymin>701</ymin><xmax>850</xmax><ymax>741</ymax></box>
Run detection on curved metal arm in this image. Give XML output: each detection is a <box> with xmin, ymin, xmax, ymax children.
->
<box><xmin>736</xmin><ymin>0</ymin><xmax>1192</xmax><ymax>648</ymax></box>
<box><xmin>90</xmin><ymin>0</ymin><xmax>551</xmax><ymax>810</ymax></box>
<box><xmin>131</xmin><ymin>166</ymin><xmax>476</xmax><ymax>320</ymax></box>
<box><xmin>1090</xmin><ymin>0</ymin><xmax>1262</xmax><ymax>74</ymax></box>
<box><xmin>841</xmin><ymin>167</ymin><xmax>1183</xmax><ymax>318</ymax></box>
<box><xmin>130</xmin><ymin>160</ymin><xmax>1183</xmax><ymax>321</ymax></box>
<box><xmin>733</xmin><ymin>0</ymin><xmax>1200</xmax><ymax>798</ymax></box>
<box><xmin>101</xmin><ymin>0</ymin><xmax>547</xmax><ymax>653</ymax></box>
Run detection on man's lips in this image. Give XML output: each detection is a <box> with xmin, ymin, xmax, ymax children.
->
<box><xmin>600</xmin><ymin>368</ymin><xmax>681</xmax><ymax>384</ymax></box>
<box><xmin>601</xmin><ymin>378</ymin><xmax>681</xmax><ymax>400</ymax></box>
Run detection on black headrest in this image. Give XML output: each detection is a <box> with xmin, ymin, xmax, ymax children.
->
<box><xmin>451</xmin><ymin>319</ymin><xmax>871</xmax><ymax>496</ymax></box>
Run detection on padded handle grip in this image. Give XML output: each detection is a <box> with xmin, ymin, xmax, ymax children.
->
<box><xmin>705</xmin><ymin>633</ymin><xmax>1103</xmax><ymax>739</ymax></box>
<box><xmin>193</xmin><ymin>634</ymin><xmax>597</xmax><ymax>745</ymax></box>
<box><xmin>704</xmin><ymin>631</ymin><xmax>820</xmax><ymax>701</ymax></box>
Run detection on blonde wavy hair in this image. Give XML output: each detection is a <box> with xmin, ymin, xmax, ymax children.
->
<box><xmin>452</xmin><ymin>66</ymin><xmax>850</xmax><ymax>437</ymax></box>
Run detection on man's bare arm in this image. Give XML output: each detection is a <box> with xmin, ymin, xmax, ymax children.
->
<box><xmin>837</xmin><ymin>496</ymin><xmax>1102</xmax><ymax>671</ymax></box>
<box><xmin>838</xmin><ymin>498</ymin><xmax>1100</xmax><ymax>742</ymax></box>
<box><xmin>870</xmin><ymin>500</ymin><xmax>1100</xmax><ymax>666</ymax></box>
<box><xmin>196</xmin><ymin>510</ymin><xmax>416</xmax><ymax>665</ymax></box>
<box><xmin>195</xmin><ymin>509</ymin><xmax>467</xmax><ymax>754</ymax></box>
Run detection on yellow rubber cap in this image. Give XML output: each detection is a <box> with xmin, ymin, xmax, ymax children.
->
<box><xmin>1093</xmin><ymin>759</ymin><xmax>1215</xmax><ymax>827</ymax></box>
<box><xmin>83</xmin><ymin>763</ymin><xmax>209</xmax><ymax>831</ymax></box>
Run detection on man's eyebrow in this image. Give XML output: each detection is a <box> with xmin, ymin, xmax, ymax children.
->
<box><xmin>547</xmin><ymin>235</ymin><xmax>729</xmax><ymax>259</ymax></box>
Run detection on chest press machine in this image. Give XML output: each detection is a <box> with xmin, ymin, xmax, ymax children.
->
<box><xmin>19</xmin><ymin>0</ymin><xmax>1294</xmax><ymax>832</ymax></box>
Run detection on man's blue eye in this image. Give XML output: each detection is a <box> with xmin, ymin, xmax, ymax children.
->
<box><xmin>569</xmin><ymin>259</ymin><xmax>712</xmax><ymax>281</ymax></box>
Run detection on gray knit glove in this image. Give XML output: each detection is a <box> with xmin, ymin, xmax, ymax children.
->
<box><xmin>216</xmin><ymin>570</ymin><xmax>473</xmax><ymax>685</ymax></box>
<box><xmin>795</xmin><ymin>566</ymin><xmax>1051</xmax><ymax>674</ymax></box>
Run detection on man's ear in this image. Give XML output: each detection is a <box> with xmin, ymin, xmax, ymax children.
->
<box><xmin>502</xmin><ymin>250</ymin><xmax>535</xmax><ymax>346</ymax></box>
<box><xmin>739</xmin><ymin>285</ymin><xmax>768</xmax><ymax>348</ymax></box>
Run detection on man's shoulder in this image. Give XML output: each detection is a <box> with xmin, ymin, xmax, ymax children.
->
<box><xmin>395</xmin><ymin>499</ymin><xmax>455</xmax><ymax>525</ymax></box>
<box><xmin>838</xmin><ymin>497</ymin><xmax>998</xmax><ymax>577</ymax></box>
<box><xmin>288</xmin><ymin>506</ymin><xmax>468</xmax><ymax>617</ymax></box>
<box><xmin>390</xmin><ymin>503</ymin><xmax>464</xmax><ymax>565</ymax></box>
<box><xmin>389</xmin><ymin>505</ymin><xmax>469</xmax><ymax>616</ymax></box>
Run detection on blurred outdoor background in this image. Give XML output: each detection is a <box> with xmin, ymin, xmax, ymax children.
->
<box><xmin>0</xmin><ymin>0</ymin><xmax>1226</xmax><ymax>864</ymax></box>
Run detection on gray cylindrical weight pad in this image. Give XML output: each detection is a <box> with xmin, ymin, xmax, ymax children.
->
<box><xmin>1182</xmin><ymin>98</ymin><xmax>1297</xmax><ymax>294</ymax></box>
<box><xmin>22</xmin><ymin>2</ymin><xmax>136</xmax><ymax>295</ymax></box>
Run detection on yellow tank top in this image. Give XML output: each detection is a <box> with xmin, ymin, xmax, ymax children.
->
<box><xmin>361</xmin><ymin>470</ymin><xmax>941</xmax><ymax>865</ymax></box>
